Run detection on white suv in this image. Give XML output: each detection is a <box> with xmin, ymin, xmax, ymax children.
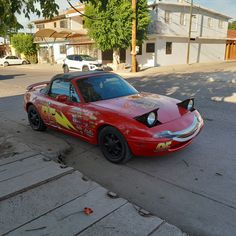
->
<box><xmin>0</xmin><ymin>56</ymin><xmax>28</xmax><ymax>66</ymax></box>
<box><xmin>62</xmin><ymin>54</ymin><xmax>103</xmax><ymax>73</ymax></box>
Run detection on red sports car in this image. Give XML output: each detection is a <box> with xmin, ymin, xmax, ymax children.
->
<box><xmin>24</xmin><ymin>71</ymin><xmax>203</xmax><ymax>163</ymax></box>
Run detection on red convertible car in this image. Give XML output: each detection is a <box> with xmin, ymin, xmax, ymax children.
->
<box><xmin>24</xmin><ymin>71</ymin><xmax>203</xmax><ymax>163</ymax></box>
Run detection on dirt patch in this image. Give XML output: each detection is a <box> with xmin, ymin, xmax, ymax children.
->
<box><xmin>0</xmin><ymin>136</ymin><xmax>16</xmax><ymax>159</ymax></box>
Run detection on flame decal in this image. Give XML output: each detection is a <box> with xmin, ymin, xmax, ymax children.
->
<box><xmin>54</xmin><ymin>112</ymin><xmax>76</xmax><ymax>131</ymax></box>
<box><xmin>41</xmin><ymin>105</ymin><xmax>76</xmax><ymax>131</ymax></box>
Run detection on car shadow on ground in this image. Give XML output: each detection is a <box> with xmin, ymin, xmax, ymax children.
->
<box><xmin>0</xmin><ymin>74</ymin><xmax>26</xmax><ymax>81</ymax></box>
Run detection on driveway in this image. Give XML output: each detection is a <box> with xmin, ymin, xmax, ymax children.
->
<box><xmin>0</xmin><ymin>63</ymin><xmax>236</xmax><ymax>236</ymax></box>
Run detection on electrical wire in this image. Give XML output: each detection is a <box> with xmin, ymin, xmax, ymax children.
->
<box><xmin>66</xmin><ymin>0</ymin><xmax>113</xmax><ymax>20</ymax></box>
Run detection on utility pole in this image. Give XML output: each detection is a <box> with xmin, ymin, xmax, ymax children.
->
<box><xmin>131</xmin><ymin>0</ymin><xmax>137</xmax><ymax>72</ymax></box>
<box><xmin>186</xmin><ymin>0</ymin><xmax>193</xmax><ymax>64</ymax></box>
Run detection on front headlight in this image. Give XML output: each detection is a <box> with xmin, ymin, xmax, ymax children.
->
<box><xmin>134</xmin><ymin>109</ymin><xmax>160</xmax><ymax>128</ymax></box>
<box><xmin>177</xmin><ymin>98</ymin><xmax>195</xmax><ymax>111</ymax></box>
<box><xmin>187</xmin><ymin>99</ymin><xmax>194</xmax><ymax>111</ymax></box>
<box><xmin>147</xmin><ymin>112</ymin><xmax>156</xmax><ymax>126</ymax></box>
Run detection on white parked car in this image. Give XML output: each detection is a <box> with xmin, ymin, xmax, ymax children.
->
<box><xmin>62</xmin><ymin>54</ymin><xmax>103</xmax><ymax>73</ymax></box>
<box><xmin>0</xmin><ymin>56</ymin><xmax>28</xmax><ymax>66</ymax></box>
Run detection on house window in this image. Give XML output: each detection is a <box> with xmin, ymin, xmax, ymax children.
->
<box><xmin>146</xmin><ymin>43</ymin><xmax>155</xmax><ymax>53</ymax></box>
<box><xmin>60</xmin><ymin>20</ymin><xmax>68</xmax><ymax>28</ymax></box>
<box><xmin>180</xmin><ymin>13</ymin><xmax>186</xmax><ymax>25</ymax></box>
<box><xmin>208</xmin><ymin>18</ymin><xmax>213</xmax><ymax>28</ymax></box>
<box><xmin>191</xmin><ymin>14</ymin><xmax>198</xmax><ymax>31</ymax></box>
<box><xmin>166</xmin><ymin>42</ymin><xmax>172</xmax><ymax>55</ymax></box>
<box><xmin>54</xmin><ymin>22</ymin><xmax>57</xmax><ymax>28</ymax></box>
<box><xmin>218</xmin><ymin>20</ymin><xmax>224</xmax><ymax>28</ymax></box>
<box><xmin>60</xmin><ymin>45</ymin><xmax>66</xmax><ymax>54</ymax></box>
<box><xmin>164</xmin><ymin>11</ymin><xmax>171</xmax><ymax>23</ymax></box>
<box><xmin>36</xmin><ymin>24</ymin><xmax>45</xmax><ymax>29</ymax></box>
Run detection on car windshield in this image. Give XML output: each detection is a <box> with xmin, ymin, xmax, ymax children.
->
<box><xmin>76</xmin><ymin>74</ymin><xmax>138</xmax><ymax>103</ymax></box>
<box><xmin>80</xmin><ymin>55</ymin><xmax>96</xmax><ymax>61</ymax></box>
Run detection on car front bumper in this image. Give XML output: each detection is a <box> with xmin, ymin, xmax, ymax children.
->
<box><xmin>127</xmin><ymin>111</ymin><xmax>204</xmax><ymax>157</ymax></box>
<box><xmin>89</xmin><ymin>64</ymin><xmax>103</xmax><ymax>71</ymax></box>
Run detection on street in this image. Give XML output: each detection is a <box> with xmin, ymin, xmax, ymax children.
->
<box><xmin>0</xmin><ymin>63</ymin><xmax>236</xmax><ymax>236</ymax></box>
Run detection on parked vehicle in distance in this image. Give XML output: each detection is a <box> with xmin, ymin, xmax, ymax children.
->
<box><xmin>24</xmin><ymin>71</ymin><xmax>204</xmax><ymax>164</ymax></box>
<box><xmin>62</xmin><ymin>54</ymin><xmax>103</xmax><ymax>73</ymax></box>
<box><xmin>0</xmin><ymin>56</ymin><xmax>28</xmax><ymax>66</ymax></box>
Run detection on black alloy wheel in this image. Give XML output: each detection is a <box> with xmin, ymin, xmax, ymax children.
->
<box><xmin>28</xmin><ymin>105</ymin><xmax>46</xmax><ymax>131</ymax></box>
<box><xmin>99</xmin><ymin>126</ymin><xmax>132</xmax><ymax>163</ymax></box>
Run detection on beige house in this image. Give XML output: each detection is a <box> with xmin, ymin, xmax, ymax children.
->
<box><xmin>33</xmin><ymin>4</ymin><xmax>98</xmax><ymax>64</ymax></box>
<box><xmin>33</xmin><ymin>4</ymin><xmax>126</xmax><ymax>65</ymax></box>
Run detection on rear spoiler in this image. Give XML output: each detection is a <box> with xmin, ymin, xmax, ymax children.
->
<box><xmin>26</xmin><ymin>81</ymin><xmax>50</xmax><ymax>91</ymax></box>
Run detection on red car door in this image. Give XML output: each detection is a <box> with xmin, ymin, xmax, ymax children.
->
<box><xmin>45</xmin><ymin>78</ymin><xmax>90</xmax><ymax>139</ymax></box>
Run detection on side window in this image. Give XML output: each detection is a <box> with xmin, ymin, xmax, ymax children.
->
<box><xmin>146</xmin><ymin>43</ymin><xmax>155</xmax><ymax>53</ymax></box>
<box><xmin>166</xmin><ymin>42</ymin><xmax>172</xmax><ymax>55</ymax></box>
<box><xmin>50</xmin><ymin>79</ymin><xmax>70</xmax><ymax>98</ymax></box>
<box><xmin>164</xmin><ymin>11</ymin><xmax>171</xmax><ymax>23</ymax></box>
<box><xmin>6</xmin><ymin>56</ymin><xmax>10</xmax><ymax>59</ymax></box>
<box><xmin>67</xmin><ymin>55</ymin><xmax>74</xmax><ymax>60</ymax></box>
<box><xmin>70</xmin><ymin>84</ymin><xmax>81</xmax><ymax>102</ymax></box>
<box><xmin>74</xmin><ymin>55</ymin><xmax>82</xmax><ymax>61</ymax></box>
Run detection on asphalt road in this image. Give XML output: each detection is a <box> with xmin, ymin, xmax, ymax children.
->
<box><xmin>0</xmin><ymin>64</ymin><xmax>236</xmax><ymax>236</ymax></box>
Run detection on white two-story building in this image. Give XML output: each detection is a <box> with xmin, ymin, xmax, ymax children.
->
<box><xmin>126</xmin><ymin>0</ymin><xmax>232</xmax><ymax>68</ymax></box>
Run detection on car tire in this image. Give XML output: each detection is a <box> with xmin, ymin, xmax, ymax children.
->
<box><xmin>27</xmin><ymin>105</ymin><xmax>47</xmax><ymax>131</ymax></box>
<box><xmin>4</xmin><ymin>62</ymin><xmax>9</xmax><ymax>66</ymax></box>
<box><xmin>22</xmin><ymin>61</ymin><xmax>27</xmax><ymax>65</ymax></box>
<box><xmin>82</xmin><ymin>66</ymin><xmax>89</xmax><ymax>71</ymax></box>
<box><xmin>99</xmin><ymin>126</ymin><xmax>132</xmax><ymax>164</ymax></box>
<box><xmin>63</xmin><ymin>65</ymin><xmax>69</xmax><ymax>73</ymax></box>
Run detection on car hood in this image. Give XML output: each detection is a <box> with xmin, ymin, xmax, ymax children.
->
<box><xmin>93</xmin><ymin>92</ymin><xmax>185</xmax><ymax>123</ymax></box>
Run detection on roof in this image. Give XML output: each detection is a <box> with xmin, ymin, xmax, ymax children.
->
<box><xmin>65</xmin><ymin>5</ymin><xmax>85</xmax><ymax>15</ymax></box>
<box><xmin>33</xmin><ymin>14</ymin><xmax>66</xmax><ymax>24</ymax></box>
<box><xmin>149</xmin><ymin>2</ymin><xmax>232</xmax><ymax>19</ymax></box>
<box><xmin>34</xmin><ymin>28</ymin><xmax>86</xmax><ymax>39</ymax></box>
<box><xmin>52</xmin><ymin>71</ymin><xmax>112</xmax><ymax>81</ymax></box>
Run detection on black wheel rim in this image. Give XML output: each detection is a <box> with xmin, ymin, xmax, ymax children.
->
<box><xmin>29</xmin><ymin>109</ymin><xmax>40</xmax><ymax>127</ymax></box>
<box><xmin>103</xmin><ymin>133</ymin><xmax>123</xmax><ymax>160</ymax></box>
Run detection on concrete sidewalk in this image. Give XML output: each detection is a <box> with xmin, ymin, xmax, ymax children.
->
<box><xmin>0</xmin><ymin>139</ymin><xmax>187</xmax><ymax>236</ymax></box>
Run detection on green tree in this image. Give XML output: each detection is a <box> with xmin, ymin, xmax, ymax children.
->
<box><xmin>0</xmin><ymin>0</ymin><xmax>59</xmax><ymax>38</ymax></box>
<box><xmin>27</xmin><ymin>23</ymin><xmax>34</xmax><ymax>33</ymax></box>
<box><xmin>84</xmin><ymin>0</ymin><xmax>150</xmax><ymax>65</ymax></box>
<box><xmin>228</xmin><ymin>21</ymin><xmax>236</xmax><ymax>30</ymax></box>
<box><xmin>11</xmin><ymin>34</ymin><xmax>38</xmax><ymax>63</ymax></box>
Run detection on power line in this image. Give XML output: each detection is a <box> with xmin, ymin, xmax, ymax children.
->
<box><xmin>66</xmin><ymin>0</ymin><xmax>112</xmax><ymax>21</ymax></box>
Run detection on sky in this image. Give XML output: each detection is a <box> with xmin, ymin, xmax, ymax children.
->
<box><xmin>18</xmin><ymin>0</ymin><xmax>236</xmax><ymax>32</ymax></box>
